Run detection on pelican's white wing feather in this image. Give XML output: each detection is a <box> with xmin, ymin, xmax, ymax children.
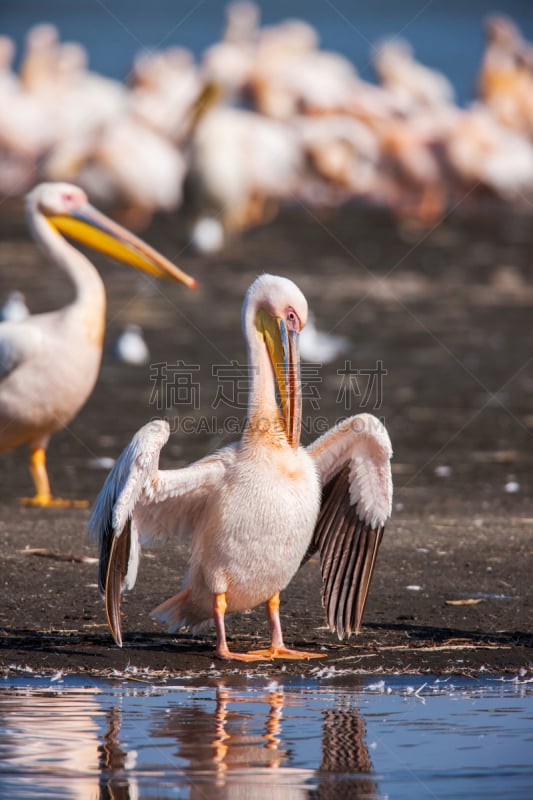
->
<box><xmin>87</xmin><ymin>418</ymin><xmax>235</xmax><ymax>645</ymax></box>
<box><xmin>307</xmin><ymin>413</ymin><xmax>393</xmax><ymax>638</ymax></box>
<box><xmin>108</xmin><ymin>419</ymin><xmax>170</xmax><ymax>538</ymax></box>
<box><xmin>134</xmin><ymin>444</ymin><xmax>237</xmax><ymax>545</ymax></box>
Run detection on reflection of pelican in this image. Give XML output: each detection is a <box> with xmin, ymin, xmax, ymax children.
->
<box><xmin>154</xmin><ymin>682</ymin><xmax>376</xmax><ymax>798</ymax></box>
<box><xmin>98</xmin><ymin>706</ymin><xmax>138</xmax><ymax>800</ymax></box>
<box><xmin>155</xmin><ymin>684</ymin><xmax>313</xmax><ymax>798</ymax></box>
<box><xmin>319</xmin><ymin>703</ymin><xmax>377</xmax><ymax>799</ymax></box>
<box><xmin>0</xmin><ymin>182</ymin><xmax>196</xmax><ymax>507</ymax></box>
<box><xmin>0</xmin><ymin>689</ymin><xmax>103</xmax><ymax>800</ymax></box>
<box><xmin>90</xmin><ymin>274</ymin><xmax>392</xmax><ymax>660</ymax></box>
<box><xmin>159</xmin><ymin>686</ymin><xmax>289</xmax><ymax>768</ymax></box>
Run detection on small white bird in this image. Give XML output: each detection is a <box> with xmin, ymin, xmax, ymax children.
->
<box><xmin>190</xmin><ymin>216</ymin><xmax>225</xmax><ymax>253</ymax></box>
<box><xmin>0</xmin><ymin>291</ymin><xmax>30</xmax><ymax>322</ymax></box>
<box><xmin>299</xmin><ymin>312</ymin><xmax>351</xmax><ymax>363</ymax></box>
<box><xmin>114</xmin><ymin>323</ymin><xmax>150</xmax><ymax>365</ymax></box>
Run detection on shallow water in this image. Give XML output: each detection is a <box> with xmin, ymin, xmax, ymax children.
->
<box><xmin>0</xmin><ymin>673</ymin><xmax>532</xmax><ymax>799</ymax></box>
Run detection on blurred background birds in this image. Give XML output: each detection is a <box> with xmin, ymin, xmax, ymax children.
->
<box><xmin>1</xmin><ymin>4</ymin><xmax>533</xmax><ymax>249</ymax></box>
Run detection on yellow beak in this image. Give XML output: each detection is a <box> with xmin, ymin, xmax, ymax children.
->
<box><xmin>257</xmin><ymin>309</ymin><xmax>302</xmax><ymax>448</ymax></box>
<box><xmin>46</xmin><ymin>204</ymin><xmax>197</xmax><ymax>289</ymax></box>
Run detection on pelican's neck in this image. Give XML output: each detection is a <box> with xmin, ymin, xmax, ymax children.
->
<box><xmin>243</xmin><ymin>303</ymin><xmax>285</xmax><ymax>446</ymax></box>
<box><xmin>29</xmin><ymin>209</ymin><xmax>106</xmax><ymax>314</ymax></box>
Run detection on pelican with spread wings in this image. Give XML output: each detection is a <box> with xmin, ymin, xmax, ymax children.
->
<box><xmin>89</xmin><ymin>274</ymin><xmax>392</xmax><ymax>660</ymax></box>
<box><xmin>0</xmin><ymin>182</ymin><xmax>196</xmax><ymax>507</ymax></box>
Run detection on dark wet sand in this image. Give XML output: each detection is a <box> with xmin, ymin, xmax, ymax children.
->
<box><xmin>0</xmin><ymin>201</ymin><xmax>531</xmax><ymax>678</ymax></box>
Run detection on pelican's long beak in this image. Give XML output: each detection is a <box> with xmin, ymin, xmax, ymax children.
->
<box><xmin>47</xmin><ymin>203</ymin><xmax>197</xmax><ymax>288</ymax></box>
<box><xmin>257</xmin><ymin>310</ymin><xmax>302</xmax><ymax>448</ymax></box>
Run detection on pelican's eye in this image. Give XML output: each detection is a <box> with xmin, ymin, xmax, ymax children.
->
<box><xmin>285</xmin><ymin>307</ymin><xmax>301</xmax><ymax>333</ymax></box>
<box><xmin>61</xmin><ymin>191</ymin><xmax>80</xmax><ymax>210</ymax></box>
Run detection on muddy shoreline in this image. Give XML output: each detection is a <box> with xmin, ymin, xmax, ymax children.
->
<box><xmin>0</xmin><ymin>203</ymin><xmax>531</xmax><ymax>678</ymax></box>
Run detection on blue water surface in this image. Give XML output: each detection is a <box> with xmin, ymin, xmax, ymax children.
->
<box><xmin>0</xmin><ymin>672</ymin><xmax>532</xmax><ymax>799</ymax></box>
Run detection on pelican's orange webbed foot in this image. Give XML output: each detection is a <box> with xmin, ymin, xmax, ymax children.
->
<box><xmin>248</xmin><ymin>646</ymin><xmax>326</xmax><ymax>660</ymax></box>
<box><xmin>254</xmin><ymin>594</ymin><xmax>327</xmax><ymax>660</ymax></box>
<box><xmin>21</xmin><ymin>494</ymin><xmax>89</xmax><ymax>508</ymax></box>
<box><xmin>215</xmin><ymin>645</ymin><xmax>271</xmax><ymax>663</ymax></box>
<box><xmin>25</xmin><ymin>447</ymin><xmax>88</xmax><ymax>508</ymax></box>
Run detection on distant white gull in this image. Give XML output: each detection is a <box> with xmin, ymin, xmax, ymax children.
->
<box><xmin>0</xmin><ymin>291</ymin><xmax>30</xmax><ymax>322</ymax></box>
<box><xmin>299</xmin><ymin>312</ymin><xmax>351</xmax><ymax>363</ymax></box>
<box><xmin>114</xmin><ymin>323</ymin><xmax>150</xmax><ymax>365</ymax></box>
<box><xmin>191</xmin><ymin>216</ymin><xmax>225</xmax><ymax>253</ymax></box>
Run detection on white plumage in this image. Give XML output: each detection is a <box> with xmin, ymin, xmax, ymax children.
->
<box><xmin>90</xmin><ymin>274</ymin><xmax>393</xmax><ymax>661</ymax></box>
<box><xmin>0</xmin><ymin>182</ymin><xmax>195</xmax><ymax>506</ymax></box>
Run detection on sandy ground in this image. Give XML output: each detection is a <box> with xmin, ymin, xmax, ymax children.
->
<box><xmin>0</xmin><ymin>202</ymin><xmax>531</xmax><ymax>678</ymax></box>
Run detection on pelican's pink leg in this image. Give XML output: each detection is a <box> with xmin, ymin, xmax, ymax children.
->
<box><xmin>213</xmin><ymin>592</ymin><xmax>267</xmax><ymax>662</ymax></box>
<box><xmin>249</xmin><ymin>593</ymin><xmax>326</xmax><ymax>660</ymax></box>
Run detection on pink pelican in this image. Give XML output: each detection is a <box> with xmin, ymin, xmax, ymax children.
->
<box><xmin>0</xmin><ymin>182</ymin><xmax>196</xmax><ymax>507</ymax></box>
<box><xmin>90</xmin><ymin>274</ymin><xmax>392</xmax><ymax>661</ymax></box>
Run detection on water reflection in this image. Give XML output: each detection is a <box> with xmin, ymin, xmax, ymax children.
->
<box><xmin>129</xmin><ymin>684</ymin><xmax>375</xmax><ymax>799</ymax></box>
<box><xmin>2</xmin><ymin>676</ymin><xmax>532</xmax><ymax>799</ymax></box>
<box><xmin>0</xmin><ymin>687</ymin><xmax>103</xmax><ymax>799</ymax></box>
<box><xmin>153</xmin><ymin>685</ymin><xmax>376</xmax><ymax>798</ymax></box>
<box><xmin>157</xmin><ymin>687</ymin><xmax>293</xmax><ymax>779</ymax></box>
<box><xmin>157</xmin><ymin>689</ymin><xmax>310</xmax><ymax>797</ymax></box>
<box><xmin>318</xmin><ymin>705</ymin><xmax>376</xmax><ymax>800</ymax></box>
<box><xmin>99</xmin><ymin>706</ymin><xmax>138</xmax><ymax>800</ymax></box>
<box><xmin>0</xmin><ymin>682</ymin><xmax>376</xmax><ymax>799</ymax></box>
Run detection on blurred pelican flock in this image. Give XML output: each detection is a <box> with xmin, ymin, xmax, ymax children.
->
<box><xmin>1</xmin><ymin>3</ymin><xmax>533</xmax><ymax>249</ymax></box>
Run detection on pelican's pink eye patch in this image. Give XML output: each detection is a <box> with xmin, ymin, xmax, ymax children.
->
<box><xmin>285</xmin><ymin>306</ymin><xmax>301</xmax><ymax>332</ymax></box>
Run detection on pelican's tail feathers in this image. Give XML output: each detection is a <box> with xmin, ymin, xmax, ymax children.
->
<box><xmin>151</xmin><ymin>587</ymin><xmax>212</xmax><ymax>633</ymax></box>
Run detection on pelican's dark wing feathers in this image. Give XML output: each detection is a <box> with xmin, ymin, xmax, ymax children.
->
<box><xmin>307</xmin><ymin>413</ymin><xmax>392</xmax><ymax>639</ymax></box>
